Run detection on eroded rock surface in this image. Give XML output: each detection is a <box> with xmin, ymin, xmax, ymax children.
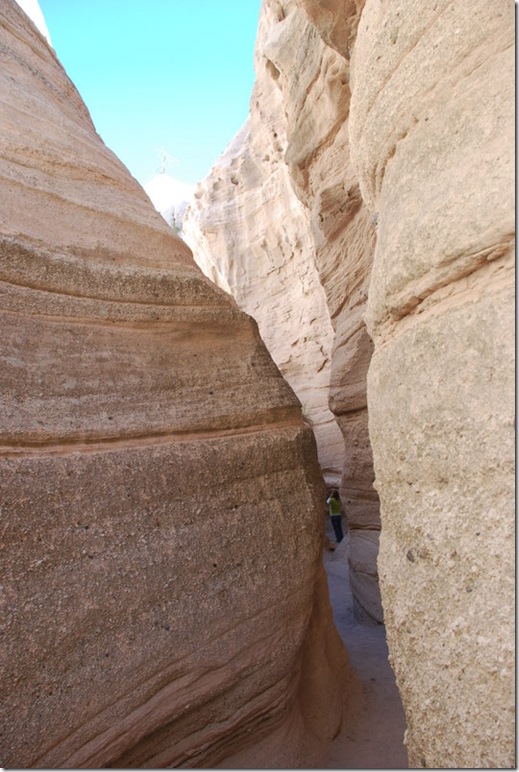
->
<box><xmin>184</xmin><ymin>0</ymin><xmax>382</xmax><ymax>623</ymax></box>
<box><xmin>183</xmin><ymin>56</ymin><xmax>344</xmax><ymax>485</ymax></box>
<box><xmin>350</xmin><ymin>0</ymin><xmax>515</xmax><ymax>766</ymax></box>
<box><xmin>0</xmin><ymin>1</ymin><xmax>352</xmax><ymax>767</ymax></box>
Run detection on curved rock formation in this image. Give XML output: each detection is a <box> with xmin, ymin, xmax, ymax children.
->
<box><xmin>350</xmin><ymin>0</ymin><xmax>515</xmax><ymax>766</ymax></box>
<box><xmin>0</xmin><ymin>1</ymin><xmax>352</xmax><ymax>767</ymax></box>
<box><xmin>184</xmin><ymin>0</ymin><xmax>382</xmax><ymax>623</ymax></box>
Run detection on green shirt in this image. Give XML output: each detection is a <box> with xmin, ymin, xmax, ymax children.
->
<box><xmin>328</xmin><ymin>496</ymin><xmax>341</xmax><ymax>516</ymax></box>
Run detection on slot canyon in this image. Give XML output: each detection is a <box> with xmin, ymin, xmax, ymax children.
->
<box><xmin>0</xmin><ymin>0</ymin><xmax>514</xmax><ymax>769</ymax></box>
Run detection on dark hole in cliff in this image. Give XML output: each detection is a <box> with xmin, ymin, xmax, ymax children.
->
<box><xmin>265</xmin><ymin>58</ymin><xmax>280</xmax><ymax>80</ymax></box>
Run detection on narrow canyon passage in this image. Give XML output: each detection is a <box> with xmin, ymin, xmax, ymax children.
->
<box><xmin>323</xmin><ymin>522</ymin><xmax>408</xmax><ymax>769</ymax></box>
<box><xmin>2</xmin><ymin>1</ymin><xmax>513</xmax><ymax>767</ymax></box>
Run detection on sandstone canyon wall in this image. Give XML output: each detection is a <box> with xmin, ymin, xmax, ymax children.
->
<box><xmin>186</xmin><ymin>0</ymin><xmax>515</xmax><ymax>767</ymax></box>
<box><xmin>0</xmin><ymin>1</ymin><xmax>353</xmax><ymax>767</ymax></box>
<box><xmin>183</xmin><ymin>0</ymin><xmax>383</xmax><ymax>624</ymax></box>
<box><xmin>350</xmin><ymin>0</ymin><xmax>515</xmax><ymax>766</ymax></box>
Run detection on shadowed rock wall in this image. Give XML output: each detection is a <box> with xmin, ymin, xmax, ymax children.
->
<box><xmin>0</xmin><ymin>1</ymin><xmax>353</xmax><ymax>767</ymax></box>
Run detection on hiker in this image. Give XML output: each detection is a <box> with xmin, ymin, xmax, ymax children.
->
<box><xmin>327</xmin><ymin>489</ymin><xmax>343</xmax><ymax>543</ymax></box>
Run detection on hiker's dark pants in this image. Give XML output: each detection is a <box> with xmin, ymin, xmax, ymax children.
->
<box><xmin>331</xmin><ymin>515</ymin><xmax>344</xmax><ymax>543</ymax></box>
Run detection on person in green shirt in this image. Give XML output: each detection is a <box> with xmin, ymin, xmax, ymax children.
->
<box><xmin>327</xmin><ymin>489</ymin><xmax>344</xmax><ymax>543</ymax></box>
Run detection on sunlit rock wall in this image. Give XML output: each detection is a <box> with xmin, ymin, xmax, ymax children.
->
<box><xmin>350</xmin><ymin>0</ymin><xmax>515</xmax><ymax>766</ymax></box>
<box><xmin>183</xmin><ymin>6</ymin><xmax>345</xmax><ymax>487</ymax></box>
<box><xmin>270</xmin><ymin>0</ymin><xmax>381</xmax><ymax>621</ymax></box>
<box><xmin>0</xmin><ymin>1</ymin><xmax>353</xmax><ymax>767</ymax></box>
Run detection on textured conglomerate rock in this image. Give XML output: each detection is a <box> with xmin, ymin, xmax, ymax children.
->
<box><xmin>349</xmin><ymin>0</ymin><xmax>515</xmax><ymax>766</ymax></box>
<box><xmin>0</xmin><ymin>1</ymin><xmax>353</xmax><ymax>767</ymax></box>
<box><xmin>184</xmin><ymin>0</ymin><xmax>383</xmax><ymax>623</ymax></box>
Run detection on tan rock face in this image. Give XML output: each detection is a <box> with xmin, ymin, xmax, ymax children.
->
<box><xmin>0</xmin><ymin>5</ymin><xmax>190</xmax><ymax>270</ymax></box>
<box><xmin>0</xmin><ymin>1</ymin><xmax>352</xmax><ymax>767</ymax></box>
<box><xmin>350</xmin><ymin>0</ymin><xmax>515</xmax><ymax>766</ymax></box>
<box><xmin>277</xmin><ymin>0</ymin><xmax>381</xmax><ymax>619</ymax></box>
<box><xmin>184</xmin><ymin>0</ymin><xmax>382</xmax><ymax>622</ymax></box>
<box><xmin>183</xmin><ymin>20</ymin><xmax>345</xmax><ymax>485</ymax></box>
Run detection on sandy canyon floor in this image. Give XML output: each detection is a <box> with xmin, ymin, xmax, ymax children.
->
<box><xmin>323</xmin><ymin>524</ymin><xmax>408</xmax><ymax>770</ymax></box>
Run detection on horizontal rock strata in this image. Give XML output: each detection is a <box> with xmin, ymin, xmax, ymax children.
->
<box><xmin>0</xmin><ymin>1</ymin><xmax>352</xmax><ymax>767</ymax></box>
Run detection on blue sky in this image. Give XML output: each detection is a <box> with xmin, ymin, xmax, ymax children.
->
<box><xmin>37</xmin><ymin>1</ymin><xmax>262</xmax><ymax>187</ymax></box>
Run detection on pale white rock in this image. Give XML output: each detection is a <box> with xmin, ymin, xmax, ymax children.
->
<box><xmin>350</xmin><ymin>0</ymin><xmax>515</xmax><ymax>766</ymax></box>
<box><xmin>183</xmin><ymin>25</ymin><xmax>345</xmax><ymax>485</ymax></box>
<box><xmin>15</xmin><ymin>0</ymin><xmax>51</xmax><ymax>43</ymax></box>
<box><xmin>143</xmin><ymin>172</ymin><xmax>194</xmax><ymax>231</ymax></box>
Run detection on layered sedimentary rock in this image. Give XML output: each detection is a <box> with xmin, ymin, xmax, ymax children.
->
<box><xmin>0</xmin><ymin>1</ymin><xmax>352</xmax><ymax>767</ymax></box>
<box><xmin>184</xmin><ymin>0</ymin><xmax>382</xmax><ymax>622</ymax></box>
<box><xmin>350</xmin><ymin>0</ymin><xmax>515</xmax><ymax>766</ymax></box>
